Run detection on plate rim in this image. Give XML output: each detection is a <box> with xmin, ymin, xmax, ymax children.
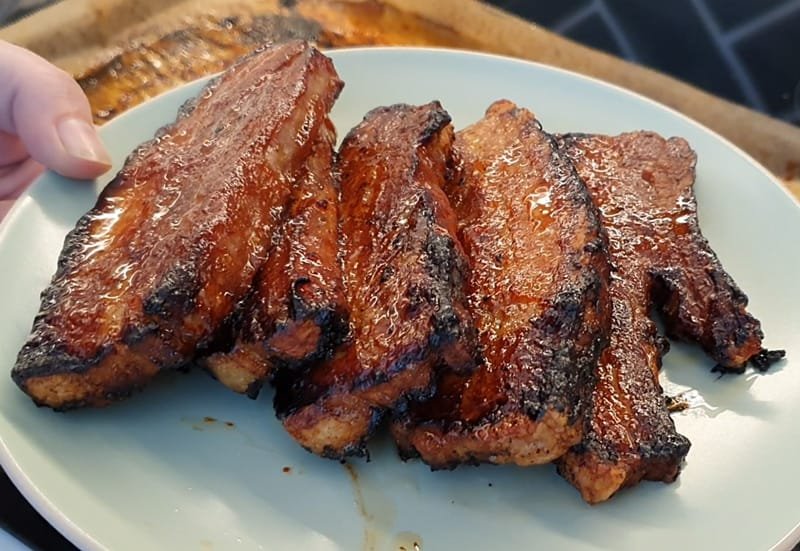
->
<box><xmin>0</xmin><ymin>45</ymin><xmax>798</xmax><ymax>551</ymax></box>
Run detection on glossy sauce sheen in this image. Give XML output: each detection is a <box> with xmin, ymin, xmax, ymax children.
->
<box><xmin>205</xmin><ymin>120</ymin><xmax>348</xmax><ymax>396</ymax></box>
<box><xmin>275</xmin><ymin>102</ymin><xmax>477</xmax><ymax>459</ymax></box>
<box><xmin>392</xmin><ymin>101</ymin><xmax>610</xmax><ymax>469</ymax></box>
<box><xmin>12</xmin><ymin>42</ymin><xmax>343</xmax><ymax>409</ymax></box>
<box><xmin>557</xmin><ymin>132</ymin><xmax>764</xmax><ymax>504</ymax></box>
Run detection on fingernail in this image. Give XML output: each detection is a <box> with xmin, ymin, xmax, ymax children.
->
<box><xmin>56</xmin><ymin>117</ymin><xmax>111</xmax><ymax>167</ymax></box>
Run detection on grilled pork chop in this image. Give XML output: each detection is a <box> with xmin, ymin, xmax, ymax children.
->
<box><xmin>205</xmin><ymin>120</ymin><xmax>348</xmax><ymax>397</ymax></box>
<box><xmin>275</xmin><ymin>102</ymin><xmax>477</xmax><ymax>458</ymax></box>
<box><xmin>557</xmin><ymin>131</ymin><xmax>778</xmax><ymax>503</ymax></box>
<box><xmin>392</xmin><ymin>101</ymin><xmax>610</xmax><ymax>468</ymax></box>
<box><xmin>12</xmin><ymin>42</ymin><xmax>343</xmax><ymax>409</ymax></box>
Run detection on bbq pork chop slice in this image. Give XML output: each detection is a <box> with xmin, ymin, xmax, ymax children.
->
<box><xmin>557</xmin><ymin>131</ymin><xmax>779</xmax><ymax>503</ymax></box>
<box><xmin>392</xmin><ymin>101</ymin><xmax>611</xmax><ymax>468</ymax></box>
<box><xmin>275</xmin><ymin>102</ymin><xmax>477</xmax><ymax>458</ymax></box>
<box><xmin>205</xmin><ymin>120</ymin><xmax>348</xmax><ymax>397</ymax></box>
<box><xmin>13</xmin><ymin>41</ymin><xmax>343</xmax><ymax>409</ymax></box>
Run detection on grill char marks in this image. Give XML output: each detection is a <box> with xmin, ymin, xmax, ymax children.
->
<box><xmin>205</xmin><ymin>120</ymin><xmax>348</xmax><ymax>397</ymax></box>
<box><xmin>392</xmin><ymin>101</ymin><xmax>610</xmax><ymax>469</ymax></box>
<box><xmin>12</xmin><ymin>42</ymin><xmax>343</xmax><ymax>409</ymax></box>
<box><xmin>275</xmin><ymin>102</ymin><xmax>477</xmax><ymax>459</ymax></box>
<box><xmin>557</xmin><ymin>131</ymin><xmax>767</xmax><ymax>503</ymax></box>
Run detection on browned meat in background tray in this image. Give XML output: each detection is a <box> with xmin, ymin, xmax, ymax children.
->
<box><xmin>275</xmin><ymin>102</ymin><xmax>477</xmax><ymax>459</ymax></box>
<box><xmin>392</xmin><ymin>101</ymin><xmax>610</xmax><ymax>469</ymax></box>
<box><xmin>206</xmin><ymin>120</ymin><xmax>348</xmax><ymax>397</ymax></box>
<box><xmin>557</xmin><ymin>131</ymin><xmax>781</xmax><ymax>504</ymax></box>
<box><xmin>78</xmin><ymin>14</ymin><xmax>325</xmax><ymax>125</ymax></box>
<box><xmin>76</xmin><ymin>2</ymin><xmax>481</xmax><ymax>125</ymax></box>
<box><xmin>11</xmin><ymin>42</ymin><xmax>343</xmax><ymax>409</ymax></box>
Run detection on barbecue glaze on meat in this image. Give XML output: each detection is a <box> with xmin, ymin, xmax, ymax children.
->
<box><xmin>392</xmin><ymin>101</ymin><xmax>610</xmax><ymax>468</ymax></box>
<box><xmin>205</xmin><ymin>120</ymin><xmax>348</xmax><ymax>397</ymax></box>
<box><xmin>12</xmin><ymin>42</ymin><xmax>343</xmax><ymax>409</ymax></box>
<box><xmin>557</xmin><ymin>132</ymin><xmax>769</xmax><ymax>503</ymax></box>
<box><xmin>275</xmin><ymin>102</ymin><xmax>477</xmax><ymax>458</ymax></box>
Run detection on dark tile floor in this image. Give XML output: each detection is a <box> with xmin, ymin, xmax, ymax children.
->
<box><xmin>488</xmin><ymin>0</ymin><xmax>800</xmax><ymax>125</ymax></box>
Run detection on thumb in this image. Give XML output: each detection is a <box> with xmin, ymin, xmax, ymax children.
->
<box><xmin>0</xmin><ymin>41</ymin><xmax>111</xmax><ymax>180</ymax></box>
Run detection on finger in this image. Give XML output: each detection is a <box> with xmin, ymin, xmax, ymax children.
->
<box><xmin>0</xmin><ymin>131</ymin><xmax>27</xmax><ymax>166</ymax></box>
<box><xmin>0</xmin><ymin>41</ymin><xmax>111</xmax><ymax>180</ymax></box>
<box><xmin>0</xmin><ymin>158</ymin><xmax>45</xmax><ymax>200</ymax></box>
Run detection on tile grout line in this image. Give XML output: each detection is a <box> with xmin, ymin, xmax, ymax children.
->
<box><xmin>595</xmin><ymin>0</ymin><xmax>639</xmax><ymax>62</ymax></box>
<box><xmin>689</xmin><ymin>0</ymin><xmax>767</xmax><ymax>111</ymax></box>
<box><xmin>551</xmin><ymin>2</ymin><xmax>598</xmax><ymax>35</ymax></box>
<box><xmin>723</xmin><ymin>0</ymin><xmax>800</xmax><ymax>45</ymax></box>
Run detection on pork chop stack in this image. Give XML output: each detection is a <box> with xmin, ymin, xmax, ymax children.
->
<box><xmin>11</xmin><ymin>41</ymin><xmax>783</xmax><ymax>504</ymax></box>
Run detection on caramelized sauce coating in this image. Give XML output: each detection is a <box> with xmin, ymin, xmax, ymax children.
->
<box><xmin>392</xmin><ymin>101</ymin><xmax>610</xmax><ymax>468</ymax></box>
<box><xmin>276</xmin><ymin>102</ymin><xmax>477</xmax><ymax>458</ymax></box>
<box><xmin>557</xmin><ymin>132</ymin><xmax>766</xmax><ymax>503</ymax></box>
<box><xmin>205</xmin><ymin>120</ymin><xmax>348</xmax><ymax>397</ymax></box>
<box><xmin>13</xmin><ymin>42</ymin><xmax>343</xmax><ymax>409</ymax></box>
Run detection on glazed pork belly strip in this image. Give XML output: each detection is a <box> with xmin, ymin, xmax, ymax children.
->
<box><xmin>206</xmin><ymin>120</ymin><xmax>348</xmax><ymax>397</ymax></box>
<box><xmin>557</xmin><ymin>131</ymin><xmax>778</xmax><ymax>504</ymax></box>
<box><xmin>392</xmin><ymin>101</ymin><xmax>610</xmax><ymax>468</ymax></box>
<box><xmin>275</xmin><ymin>102</ymin><xmax>477</xmax><ymax>459</ymax></box>
<box><xmin>12</xmin><ymin>41</ymin><xmax>343</xmax><ymax>409</ymax></box>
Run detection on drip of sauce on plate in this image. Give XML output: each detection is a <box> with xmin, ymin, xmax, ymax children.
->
<box><xmin>343</xmin><ymin>462</ymin><xmax>403</xmax><ymax>551</ymax></box>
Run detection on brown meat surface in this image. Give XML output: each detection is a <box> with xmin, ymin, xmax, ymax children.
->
<box><xmin>205</xmin><ymin>120</ymin><xmax>348</xmax><ymax>397</ymax></box>
<box><xmin>12</xmin><ymin>42</ymin><xmax>343</xmax><ymax>409</ymax></box>
<box><xmin>275</xmin><ymin>102</ymin><xmax>477</xmax><ymax>459</ymax></box>
<box><xmin>557</xmin><ymin>132</ymin><xmax>770</xmax><ymax>503</ymax></box>
<box><xmin>392</xmin><ymin>101</ymin><xmax>610</xmax><ymax>469</ymax></box>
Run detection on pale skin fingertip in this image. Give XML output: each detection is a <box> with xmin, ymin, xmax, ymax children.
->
<box><xmin>64</xmin><ymin>157</ymin><xmax>112</xmax><ymax>181</ymax></box>
<box><xmin>55</xmin><ymin>116</ymin><xmax>112</xmax><ymax>175</ymax></box>
<box><xmin>1</xmin><ymin>41</ymin><xmax>111</xmax><ymax>181</ymax></box>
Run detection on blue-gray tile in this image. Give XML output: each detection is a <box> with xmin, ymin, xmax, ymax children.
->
<box><xmin>602</xmin><ymin>0</ymin><xmax>749</xmax><ymax>105</ymax></box>
<box><xmin>705</xmin><ymin>0</ymin><xmax>793</xmax><ymax>30</ymax></box>
<box><xmin>735</xmin><ymin>7</ymin><xmax>800</xmax><ymax>113</ymax></box>
<box><xmin>563</xmin><ymin>13</ymin><xmax>624</xmax><ymax>58</ymax></box>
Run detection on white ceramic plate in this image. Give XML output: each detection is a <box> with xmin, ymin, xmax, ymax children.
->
<box><xmin>1</xmin><ymin>48</ymin><xmax>799</xmax><ymax>551</ymax></box>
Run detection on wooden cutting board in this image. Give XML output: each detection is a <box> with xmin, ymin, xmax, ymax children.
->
<box><xmin>2</xmin><ymin>0</ymin><xmax>799</xmax><ymax>199</ymax></box>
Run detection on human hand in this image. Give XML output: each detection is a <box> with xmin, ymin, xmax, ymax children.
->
<box><xmin>0</xmin><ymin>40</ymin><xmax>111</xmax><ymax>220</ymax></box>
